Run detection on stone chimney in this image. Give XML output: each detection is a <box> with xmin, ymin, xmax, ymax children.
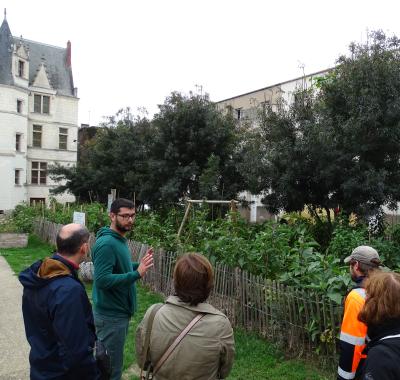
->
<box><xmin>66</xmin><ymin>40</ymin><xmax>71</xmax><ymax>67</ymax></box>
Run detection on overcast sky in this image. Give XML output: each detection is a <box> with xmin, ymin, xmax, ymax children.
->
<box><xmin>4</xmin><ymin>0</ymin><xmax>400</xmax><ymax>126</ymax></box>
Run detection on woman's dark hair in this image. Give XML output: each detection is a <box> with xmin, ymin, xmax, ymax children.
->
<box><xmin>173</xmin><ymin>253</ymin><xmax>214</xmax><ymax>306</ymax></box>
<box><xmin>110</xmin><ymin>198</ymin><xmax>134</xmax><ymax>214</ymax></box>
<box><xmin>358</xmin><ymin>271</ymin><xmax>400</xmax><ymax>326</ymax></box>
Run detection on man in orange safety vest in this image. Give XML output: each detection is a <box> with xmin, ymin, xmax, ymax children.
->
<box><xmin>337</xmin><ymin>245</ymin><xmax>382</xmax><ymax>380</ymax></box>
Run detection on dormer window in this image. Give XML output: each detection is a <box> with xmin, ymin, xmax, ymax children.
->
<box><xmin>34</xmin><ymin>94</ymin><xmax>50</xmax><ymax>114</ymax></box>
<box><xmin>18</xmin><ymin>60</ymin><xmax>25</xmax><ymax>77</ymax></box>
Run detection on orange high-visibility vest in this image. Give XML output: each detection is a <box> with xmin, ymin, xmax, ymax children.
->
<box><xmin>337</xmin><ymin>287</ymin><xmax>367</xmax><ymax>380</ymax></box>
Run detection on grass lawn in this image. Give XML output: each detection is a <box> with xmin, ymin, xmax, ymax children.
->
<box><xmin>1</xmin><ymin>234</ymin><xmax>333</xmax><ymax>380</ymax></box>
<box><xmin>1</xmin><ymin>234</ymin><xmax>55</xmax><ymax>274</ymax></box>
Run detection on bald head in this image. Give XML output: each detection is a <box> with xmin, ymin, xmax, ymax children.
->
<box><xmin>56</xmin><ymin>223</ymin><xmax>90</xmax><ymax>256</ymax></box>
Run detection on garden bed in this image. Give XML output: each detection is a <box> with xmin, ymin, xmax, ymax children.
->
<box><xmin>0</xmin><ymin>233</ymin><xmax>28</xmax><ymax>248</ymax></box>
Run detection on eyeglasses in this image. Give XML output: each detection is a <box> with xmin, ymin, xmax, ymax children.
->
<box><xmin>117</xmin><ymin>213</ymin><xmax>136</xmax><ymax>220</ymax></box>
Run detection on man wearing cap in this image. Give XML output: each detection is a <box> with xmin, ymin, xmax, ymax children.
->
<box><xmin>337</xmin><ymin>246</ymin><xmax>382</xmax><ymax>380</ymax></box>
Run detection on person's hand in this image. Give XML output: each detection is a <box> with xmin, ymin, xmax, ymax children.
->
<box><xmin>137</xmin><ymin>248</ymin><xmax>154</xmax><ymax>277</ymax></box>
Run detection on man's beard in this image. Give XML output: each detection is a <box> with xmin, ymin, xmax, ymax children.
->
<box><xmin>115</xmin><ymin>220</ymin><xmax>132</xmax><ymax>234</ymax></box>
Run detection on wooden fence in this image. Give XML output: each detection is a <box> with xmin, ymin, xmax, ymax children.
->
<box><xmin>34</xmin><ymin>218</ymin><xmax>343</xmax><ymax>362</ymax></box>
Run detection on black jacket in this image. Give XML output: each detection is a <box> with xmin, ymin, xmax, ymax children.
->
<box><xmin>19</xmin><ymin>254</ymin><xmax>99</xmax><ymax>380</ymax></box>
<box><xmin>360</xmin><ymin>319</ymin><xmax>400</xmax><ymax>380</ymax></box>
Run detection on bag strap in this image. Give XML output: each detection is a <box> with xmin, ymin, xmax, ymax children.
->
<box><xmin>141</xmin><ymin>304</ymin><xmax>164</xmax><ymax>369</ymax></box>
<box><xmin>153</xmin><ymin>313</ymin><xmax>205</xmax><ymax>375</ymax></box>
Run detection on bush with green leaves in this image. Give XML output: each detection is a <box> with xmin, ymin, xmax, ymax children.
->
<box><xmin>0</xmin><ymin>215</ymin><xmax>19</xmax><ymax>233</ymax></box>
<box><xmin>11</xmin><ymin>203</ymin><xmax>42</xmax><ymax>232</ymax></box>
<box><xmin>326</xmin><ymin>223</ymin><xmax>368</xmax><ymax>260</ymax></box>
<box><xmin>368</xmin><ymin>237</ymin><xmax>400</xmax><ymax>271</ymax></box>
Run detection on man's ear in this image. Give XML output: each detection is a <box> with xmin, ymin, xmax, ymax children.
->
<box><xmin>79</xmin><ymin>242</ymin><xmax>89</xmax><ymax>260</ymax></box>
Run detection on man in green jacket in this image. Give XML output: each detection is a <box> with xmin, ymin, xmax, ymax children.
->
<box><xmin>92</xmin><ymin>198</ymin><xmax>153</xmax><ymax>380</ymax></box>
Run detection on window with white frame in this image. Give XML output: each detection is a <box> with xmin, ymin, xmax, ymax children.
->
<box><xmin>17</xmin><ymin>99</ymin><xmax>22</xmax><ymax>113</ymax></box>
<box><xmin>34</xmin><ymin>94</ymin><xmax>50</xmax><ymax>114</ymax></box>
<box><xmin>33</xmin><ymin>125</ymin><xmax>42</xmax><ymax>148</ymax></box>
<box><xmin>59</xmin><ymin>128</ymin><xmax>68</xmax><ymax>150</ymax></box>
<box><xmin>235</xmin><ymin>108</ymin><xmax>242</xmax><ymax>120</ymax></box>
<box><xmin>15</xmin><ymin>169</ymin><xmax>21</xmax><ymax>185</ymax></box>
<box><xmin>16</xmin><ymin>134</ymin><xmax>21</xmax><ymax>151</ymax></box>
<box><xmin>31</xmin><ymin>162</ymin><xmax>47</xmax><ymax>185</ymax></box>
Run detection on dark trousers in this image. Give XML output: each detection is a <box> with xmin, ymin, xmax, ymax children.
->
<box><xmin>94</xmin><ymin>312</ymin><xmax>130</xmax><ymax>380</ymax></box>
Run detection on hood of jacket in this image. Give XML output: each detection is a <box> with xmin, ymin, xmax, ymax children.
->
<box><xmin>166</xmin><ymin>295</ymin><xmax>226</xmax><ymax>316</ymax></box>
<box><xmin>96</xmin><ymin>226</ymin><xmax>126</xmax><ymax>242</ymax></box>
<box><xmin>19</xmin><ymin>255</ymin><xmax>74</xmax><ymax>290</ymax></box>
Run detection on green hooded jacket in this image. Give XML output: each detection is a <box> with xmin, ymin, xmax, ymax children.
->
<box><xmin>92</xmin><ymin>227</ymin><xmax>140</xmax><ymax>318</ymax></box>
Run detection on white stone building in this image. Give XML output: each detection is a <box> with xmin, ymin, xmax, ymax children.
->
<box><xmin>0</xmin><ymin>13</ymin><xmax>78</xmax><ymax>212</ymax></box>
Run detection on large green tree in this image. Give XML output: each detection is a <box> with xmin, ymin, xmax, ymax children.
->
<box><xmin>50</xmin><ymin>93</ymin><xmax>245</xmax><ymax>208</ymax></box>
<box><xmin>146</xmin><ymin>92</ymin><xmax>245</xmax><ymax>206</ymax></box>
<box><xmin>242</xmin><ymin>30</ymin><xmax>400</xmax><ymax>221</ymax></box>
<box><xmin>240</xmin><ymin>87</ymin><xmax>339</xmax><ymax>224</ymax></box>
<box><xmin>50</xmin><ymin>108</ymin><xmax>155</xmax><ymax>206</ymax></box>
<box><xmin>320</xmin><ymin>31</ymin><xmax>400</xmax><ymax>216</ymax></box>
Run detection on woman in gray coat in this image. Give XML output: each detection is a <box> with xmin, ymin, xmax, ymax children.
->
<box><xmin>136</xmin><ymin>253</ymin><xmax>235</xmax><ymax>380</ymax></box>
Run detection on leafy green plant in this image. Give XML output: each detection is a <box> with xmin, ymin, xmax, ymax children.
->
<box><xmin>12</xmin><ymin>203</ymin><xmax>42</xmax><ymax>232</ymax></box>
<box><xmin>326</xmin><ymin>223</ymin><xmax>367</xmax><ymax>260</ymax></box>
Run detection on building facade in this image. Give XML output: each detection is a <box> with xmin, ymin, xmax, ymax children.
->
<box><xmin>0</xmin><ymin>13</ymin><xmax>78</xmax><ymax>212</ymax></box>
<box><xmin>216</xmin><ymin>69</ymin><xmax>330</xmax><ymax>222</ymax></box>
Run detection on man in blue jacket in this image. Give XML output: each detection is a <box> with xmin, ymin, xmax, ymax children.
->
<box><xmin>19</xmin><ymin>223</ymin><xmax>100</xmax><ymax>380</ymax></box>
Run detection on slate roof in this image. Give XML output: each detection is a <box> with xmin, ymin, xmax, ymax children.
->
<box><xmin>0</xmin><ymin>18</ymin><xmax>75</xmax><ymax>97</ymax></box>
<box><xmin>0</xmin><ymin>18</ymin><xmax>13</xmax><ymax>86</ymax></box>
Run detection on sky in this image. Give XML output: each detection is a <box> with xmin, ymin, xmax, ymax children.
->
<box><xmin>3</xmin><ymin>0</ymin><xmax>400</xmax><ymax>126</ymax></box>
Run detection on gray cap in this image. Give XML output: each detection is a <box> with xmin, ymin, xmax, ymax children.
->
<box><xmin>344</xmin><ymin>245</ymin><xmax>382</xmax><ymax>266</ymax></box>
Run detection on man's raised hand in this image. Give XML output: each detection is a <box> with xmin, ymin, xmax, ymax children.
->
<box><xmin>137</xmin><ymin>248</ymin><xmax>154</xmax><ymax>277</ymax></box>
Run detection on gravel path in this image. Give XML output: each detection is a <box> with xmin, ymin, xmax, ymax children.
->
<box><xmin>0</xmin><ymin>256</ymin><xmax>29</xmax><ymax>380</ymax></box>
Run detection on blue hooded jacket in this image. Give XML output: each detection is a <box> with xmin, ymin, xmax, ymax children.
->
<box><xmin>19</xmin><ymin>254</ymin><xmax>99</xmax><ymax>380</ymax></box>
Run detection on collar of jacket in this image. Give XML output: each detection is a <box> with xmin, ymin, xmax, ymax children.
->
<box><xmin>53</xmin><ymin>253</ymin><xmax>80</xmax><ymax>272</ymax></box>
<box><xmin>55</xmin><ymin>253</ymin><xmax>80</xmax><ymax>270</ymax></box>
<box><xmin>166</xmin><ymin>295</ymin><xmax>225</xmax><ymax>316</ymax></box>
<box><xmin>352</xmin><ymin>276</ymin><xmax>365</xmax><ymax>288</ymax></box>
<box><xmin>37</xmin><ymin>254</ymin><xmax>79</xmax><ymax>280</ymax></box>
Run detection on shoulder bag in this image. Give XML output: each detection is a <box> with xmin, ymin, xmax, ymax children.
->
<box><xmin>140</xmin><ymin>305</ymin><xmax>204</xmax><ymax>380</ymax></box>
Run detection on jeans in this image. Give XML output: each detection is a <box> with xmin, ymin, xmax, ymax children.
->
<box><xmin>94</xmin><ymin>312</ymin><xmax>130</xmax><ymax>380</ymax></box>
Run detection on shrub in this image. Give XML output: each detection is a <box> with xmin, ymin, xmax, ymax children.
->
<box><xmin>326</xmin><ymin>223</ymin><xmax>368</xmax><ymax>260</ymax></box>
<box><xmin>12</xmin><ymin>203</ymin><xmax>41</xmax><ymax>232</ymax></box>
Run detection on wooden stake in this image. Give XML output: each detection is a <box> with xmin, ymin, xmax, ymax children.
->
<box><xmin>177</xmin><ymin>202</ymin><xmax>192</xmax><ymax>240</ymax></box>
<box><xmin>230</xmin><ymin>200</ymin><xmax>237</xmax><ymax>222</ymax></box>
